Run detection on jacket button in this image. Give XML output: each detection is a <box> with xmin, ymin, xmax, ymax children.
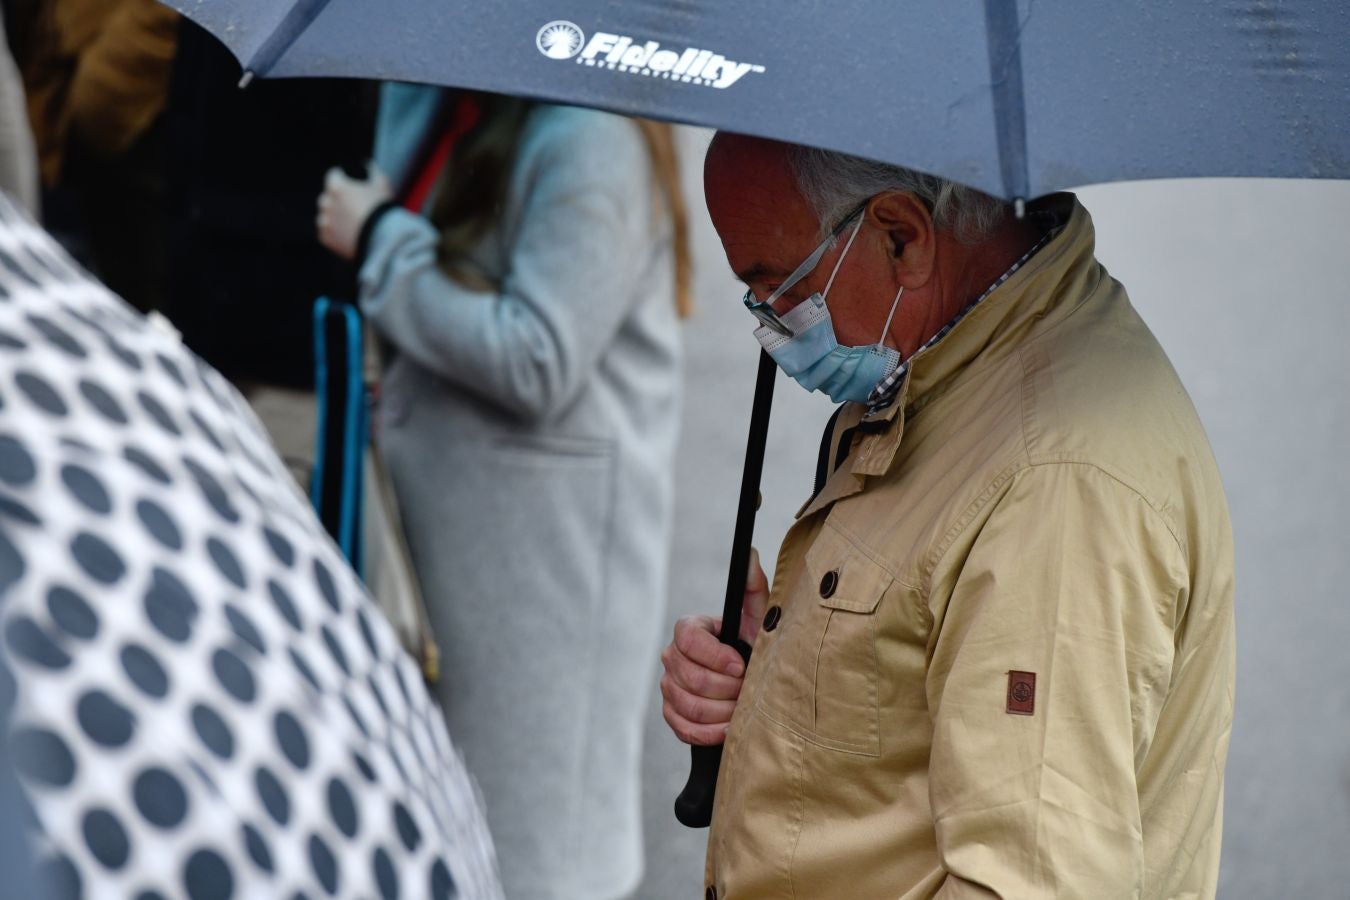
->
<box><xmin>820</xmin><ymin>569</ymin><xmax>839</xmax><ymax>598</ymax></box>
<box><xmin>762</xmin><ymin>605</ymin><xmax>782</xmax><ymax>632</ymax></box>
<box><xmin>705</xmin><ymin>887</ymin><xmax>717</xmax><ymax>900</ymax></box>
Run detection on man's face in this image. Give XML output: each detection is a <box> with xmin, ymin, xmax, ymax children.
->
<box><xmin>704</xmin><ymin>138</ymin><xmax>900</xmax><ymax>348</ymax></box>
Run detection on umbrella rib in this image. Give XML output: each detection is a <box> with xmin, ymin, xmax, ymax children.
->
<box><xmin>983</xmin><ymin>0</ymin><xmax>1032</xmax><ymax>204</ymax></box>
<box><xmin>243</xmin><ymin>0</ymin><xmax>335</xmax><ymax>82</ymax></box>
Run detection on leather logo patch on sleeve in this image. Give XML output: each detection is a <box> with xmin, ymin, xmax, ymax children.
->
<box><xmin>1006</xmin><ymin>671</ymin><xmax>1036</xmax><ymax>715</ymax></box>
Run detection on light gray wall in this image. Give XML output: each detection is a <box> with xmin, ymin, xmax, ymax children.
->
<box><xmin>637</xmin><ymin>129</ymin><xmax>1350</xmax><ymax>899</ymax></box>
<box><xmin>1082</xmin><ymin>178</ymin><xmax>1350</xmax><ymax>898</ymax></box>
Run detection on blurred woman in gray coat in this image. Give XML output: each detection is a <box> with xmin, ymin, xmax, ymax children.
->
<box><xmin>0</xmin><ymin>15</ymin><xmax>38</xmax><ymax>214</ymax></box>
<box><xmin>317</xmin><ymin>88</ymin><xmax>689</xmax><ymax>899</ymax></box>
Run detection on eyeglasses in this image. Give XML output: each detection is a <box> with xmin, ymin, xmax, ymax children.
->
<box><xmin>741</xmin><ymin>203</ymin><xmax>867</xmax><ymax>338</ymax></box>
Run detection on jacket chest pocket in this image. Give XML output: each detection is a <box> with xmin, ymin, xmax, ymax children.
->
<box><xmin>754</xmin><ymin>525</ymin><xmax>893</xmax><ymax>757</ymax></box>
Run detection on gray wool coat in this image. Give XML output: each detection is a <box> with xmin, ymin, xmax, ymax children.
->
<box><xmin>359</xmin><ymin>93</ymin><xmax>682</xmax><ymax>900</ymax></box>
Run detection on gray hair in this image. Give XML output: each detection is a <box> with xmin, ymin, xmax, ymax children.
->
<box><xmin>786</xmin><ymin>146</ymin><xmax>1011</xmax><ymax>244</ymax></box>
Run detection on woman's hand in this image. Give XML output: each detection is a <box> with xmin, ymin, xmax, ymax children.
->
<box><xmin>316</xmin><ymin>166</ymin><xmax>393</xmax><ymax>260</ymax></box>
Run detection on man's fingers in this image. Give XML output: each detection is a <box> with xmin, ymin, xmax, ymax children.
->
<box><xmin>661</xmin><ymin>614</ymin><xmax>745</xmax><ymax>746</ymax></box>
<box><xmin>737</xmin><ymin>547</ymin><xmax>771</xmax><ymax>645</ymax></box>
<box><xmin>746</xmin><ymin>546</ymin><xmax>769</xmax><ymax>597</ymax></box>
<box><xmin>744</xmin><ymin>546</ymin><xmax>769</xmax><ymax>616</ymax></box>
<box><xmin>660</xmin><ymin>643</ymin><xmax>743</xmax><ymax>701</ymax></box>
<box><xmin>662</xmin><ymin>699</ymin><xmax>729</xmax><ymax>747</ymax></box>
<box><xmin>660</xmin><ymin>674</ymin><xmax>738</xmax><ymax>724</ymax></box>
<box><xmin>324</xmin><ymin>166</ymin><xmax>345</xmax><ymax>189</ymax></box>
<box><xmin>673</xmin><ymin>616</ymin><xmax>745</xmax><ymax>677</ymax></box>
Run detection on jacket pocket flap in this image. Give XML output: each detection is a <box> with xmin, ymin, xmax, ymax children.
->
<box><xmin>804</xmin><ymin>525</ymin><xmax>894</xmax><ymax>614</ymax></box>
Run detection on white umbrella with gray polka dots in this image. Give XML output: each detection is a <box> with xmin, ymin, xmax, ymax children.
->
<box><xmin>0</xmin><ymin>194</ymin><xmax>504</xmax><ymax>900</ymax></box>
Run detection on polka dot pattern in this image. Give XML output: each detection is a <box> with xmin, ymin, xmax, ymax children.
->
<box><xmin>76</xmin><ymin>689</ymin><xmax>135</xmax><ymax>747</ymax></box>
<box><xmin>70</xmin><ymin>531</ymin><xmax>126</xmax><ymax>584</ymax></box>
<box><xmin>78</xmin><ymin>377</ymin><xmax>128</xmax><ymax>424</ymax></box>
<box><xmin>0</xmin><ymin>198</ymin><xmax>502</xmax><ymax>899</ymax></box>
<box><xmin>0</xmin><ymin>434</ymin><xmax>36</xmax><ymax>484</ymax></box>
<box><xmin>136</xmin><ymin>498</ymin><xmax>183</xmax><ymax>550</ymax></box>
<box><xmin>15</xmin><ymin>369</ymin><xmax>67</xmax><ymax>416</ymax></box>
<box><xmin>36</xmin><ymin>853</ymin><xmax>81</xmax><ymax>898</ymax></box>
<box><xmin>82</xmin><ymin>806</ymin><xmax>131</xmax><ymax>870</ymax></box>
<box><xmin>134</xmin><ymin>767</ymin><xmax>188</xmax><ymax>828</ymax></box>
<box><xmin>0</xmin><ymin>492</ymin><xmax>38</xmax><ymax>527</ymax></box>
<box><xmin>47</xmin><ymin>586</ymin><xmax>99</xmax><ymax>640</ymax></box>
<box><xmin>12</xmin><ymin>727</ymin><xmax>76</xmax><ymax>786</ymax></box>
<box><xmin>241</xmin><ymin>822</ymin><xmax>273</xmax><ymax>874</ymax></box>
<box><xmin>6</xmin><ymin>616</ymin><xmax>71</xmax><ymax>669</ymax></box>
<box><xmin>191</xmin><ymin>703</ymin><xmax>234</xmax><ymax>760</ymax></box>
<box><xmin>143</xmin><ymin>567</ymin><xmax>199</xmax><ymax>643</ymax></box>
<box><xmin>60</xmin><ymin>462</ymin><xmax>112</xmax><ymax>514</ymax></box>
<box><xmin>120</xmin><ymin>644</ymin><xmax>169</xmax><ymax>699</ymax></box>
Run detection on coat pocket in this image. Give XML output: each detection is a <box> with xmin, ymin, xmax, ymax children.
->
<box><xmin>755</xmin><ymin>524</ymin><xmax>893</xmax><ymax>756</ymax></box>
<box><xmin>482</xmin><ymin>435</ymin><xmax>615</xmax><ymax>626</ymax></box>
<box><xmin>491</xmin><ymin>433</ymin><xmax>613</xmax><ymax>466</ymax></box>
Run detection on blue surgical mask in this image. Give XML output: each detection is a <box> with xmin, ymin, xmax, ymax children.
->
<box><xmin>752</xmin><ymin>215</ymin><xmax>905</xmax><ymax>404</ymax></box>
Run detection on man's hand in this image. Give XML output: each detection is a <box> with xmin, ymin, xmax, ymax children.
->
<box><xmin>316</xmin><ymin>166</ymin><xmax>393</xmax><ymax>260</ymax></box>
<box><xmin>661</xmin><ymin>548</ymin><xmax>770</xmax><ymax>746</ymax></box>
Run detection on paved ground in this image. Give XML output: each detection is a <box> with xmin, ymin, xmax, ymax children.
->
<box><xmin>635</xmin><ymin>133</ymin><xmax>1350</xmax><ymax>899</ymax></box>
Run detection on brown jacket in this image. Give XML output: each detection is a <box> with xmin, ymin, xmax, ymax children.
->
<box><xmin>14</xmin><ymin>0</ymin><xmax>178</xmax><ymax>183</ymax></box>
<box><xmin>706</xmin><ymin>195</ymin><xmax>1235</xmax><ymax>899</ymax></box>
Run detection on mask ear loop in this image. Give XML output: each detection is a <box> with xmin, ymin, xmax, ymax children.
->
<box><xmin>875</xmin><ymin>285</ymin><xmax>904</xmax><ymax>352</ymax></box>
<box><xmin>821</xmin><ymin>214</ymin><xmax>865</xmax><ymax>300</ymax></box>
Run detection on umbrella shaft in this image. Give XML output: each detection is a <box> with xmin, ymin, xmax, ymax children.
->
<box><xmin>718</xmin><ymin>349</ymin><xmax>776</xmax><ymax>643</ymax></box>
<box><xmin>676</xmin><ymin>349</ymin><xmax>776</xmax><ymax>828</ymax></box>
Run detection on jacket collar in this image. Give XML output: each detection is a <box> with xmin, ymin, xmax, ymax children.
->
<box><xmin>797</xmin><ymin>193</ymin><xmax>1099</xmax><ymax>520</ymax></box>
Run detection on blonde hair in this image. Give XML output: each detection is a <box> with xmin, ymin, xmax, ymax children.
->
<box><xmin>634</xmin><ymin>119</ymin><xmax>692</xmax><ymax>318</ymax></box>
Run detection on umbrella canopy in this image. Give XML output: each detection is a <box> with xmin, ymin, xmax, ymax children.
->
<box><xmin>166</xmin><ymin>0</ymin><xmax>1349</xmax><ymax>199</ymax></box>
<box><xmin>0</xmin><ymin>195</ymin><xmax>503</xmax><ymax>898</ymax></box>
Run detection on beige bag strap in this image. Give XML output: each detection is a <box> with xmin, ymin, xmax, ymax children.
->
<box><xmin>366</xmin><ymin>447</ymin><xmax>440</xmax><ymax>684</ymax></box>
<box><xmin>363</xmin><ymin>317</ymin><xmax>441</xmax><ymax>684</ymax></box>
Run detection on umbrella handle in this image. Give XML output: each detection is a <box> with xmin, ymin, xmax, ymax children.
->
<box><xmin>674</xmin><ymin>349</ymin><xmax>777</xmax><ymax>828</ymax></box>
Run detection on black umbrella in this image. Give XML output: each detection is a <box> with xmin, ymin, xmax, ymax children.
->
<box><xmin>159</xmin><ymin>0</ymin><xmax>1350</xmax><ymax>829</ymax></box>
<box><xmin>165</xmin><ymin>0</ymin><xmax>1350</xmax><ymax>202</ymax></box>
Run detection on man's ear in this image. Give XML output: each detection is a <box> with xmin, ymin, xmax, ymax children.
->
<box><xmin>865</xmin><ymin>191</ymin><xmax>935</xmax><ymax>289</ymax></box>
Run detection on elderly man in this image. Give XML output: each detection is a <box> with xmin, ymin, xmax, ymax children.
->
<box><xmin>661</xmin><ymin>134</ymin><xmax>1235</xmax><ymax>898</ymax></box>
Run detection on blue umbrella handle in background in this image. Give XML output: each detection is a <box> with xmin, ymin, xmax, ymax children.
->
<box><xmin>674</xmin><ymin>349</ymin><xmax>776</xmax><ymax>828</ymax></box>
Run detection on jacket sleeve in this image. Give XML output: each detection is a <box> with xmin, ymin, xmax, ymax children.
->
<box><xmin>926</xmin><ymin>462</ymin><xmax>1186</xmax><ymax>898</ymax></box>
<box><xmin>357</xmin><ymin>114</ymin><xmax>656</xmax><ymax>422</ymax></box>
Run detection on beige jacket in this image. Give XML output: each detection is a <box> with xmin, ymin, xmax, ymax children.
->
<box><xmin>706</xmin><ymin>195</ymin><xmax>1235</xmax><ymax>899</ymax></box>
